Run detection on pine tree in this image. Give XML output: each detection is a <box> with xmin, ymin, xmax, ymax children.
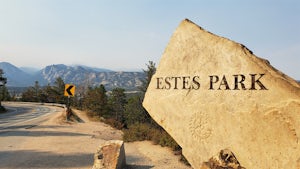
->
<box><xmin>139</xmin><ymin>61</ymin><xmax>156</xmax><ymax>93</ymax></box>
<box><xmin>83</xmin><ymin>84</ymin><xmax>109</xmax><ymax>117</ymax></box>
<box><xmin>109</xmin><ymin>88</ymin><xmax>127</xmax><ymax>122</ymax></box>
<box><xmin>0</xmin><ymin>69</ymin><xmax>8</xmax><ymax>109</ymax></box>
<box><xmin>124</xmin><ymin>95</ymin><xmax>148</xmax><ymax>126</ymax></box>
<box><xmin>53</xmin><ymin>77</ymin><xmax>65</xmax><ymax>104</ymax></box>
<box><xmin>33</xmin><ymin>81</ymin><xmax>41</xmax><ymax>102</ymax></box>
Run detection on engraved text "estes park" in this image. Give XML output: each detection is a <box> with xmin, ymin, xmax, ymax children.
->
<box><xmin>156</xmin><ymin>74</ymin><xmax>268</xmax><ymax>90</ymax></box>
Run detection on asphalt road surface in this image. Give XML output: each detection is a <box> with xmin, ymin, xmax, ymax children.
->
<box><xmin>0</xmin><ymin>102</ymin><xmax>62</xmax><ymax>130</ymax></box>
<box><xmin>0</xmin><ymin>102</ymin><xmax>64</xmax><ymax>169</ymax></box>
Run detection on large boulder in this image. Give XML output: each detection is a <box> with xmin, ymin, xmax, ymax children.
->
<box><xmin>143</xmin><ymin>19</ymin><xmax>300</xmax><ymax>169</ymax></box>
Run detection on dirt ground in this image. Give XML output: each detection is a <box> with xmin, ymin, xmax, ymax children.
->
<box><xmin>1</xmin><ymin>109</ymin><xmax>191</xmax><ymax>169</ymax></box>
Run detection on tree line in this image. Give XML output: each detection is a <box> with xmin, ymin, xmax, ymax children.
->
<box><xmin>18</xmin><ymin>63</ymin><xmax>154</xmax><ymax>128</ymax></box>
<box><xmin>1</xmin><ymin>62</ymin><xmax>189</xmax><ymax>164</ymax></box>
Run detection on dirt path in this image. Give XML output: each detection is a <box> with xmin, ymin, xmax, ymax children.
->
<box><xmin>0</xmin><ymin>109</ymin><xmax>191</xmax><ymax>169</ymax></box>
<box><xmin>125</xmin><ymin>141</ymin><xmax>191</xmax><ymax>169</ymax></box>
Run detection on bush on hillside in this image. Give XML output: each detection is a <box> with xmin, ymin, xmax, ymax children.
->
<box><xmin>123</xmin><ymin>123</ymin><xmax>180</xmax><ymax>151</ymax></box>
<box><xmin>0</xmin><ymin>106</ymin><xmax>6</xmax><ymax>113</ymax></box>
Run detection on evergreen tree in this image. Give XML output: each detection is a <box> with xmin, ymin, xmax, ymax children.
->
<box><xmin>53</xmin><ymin>77</ymin><xmax>65</xmax><ymax>104</ymax></box>
<box><xmin>20</xmin><ymin>77</ymin><xmax>66</xmax><ymax>103</ymax></box>
<box><xmin>109</xmin><ymin>88</ymin><xmax>127</xmax><ymax>122</ymax></box>
<box><xmin>41</xmin><ymin>84</ymin><xmax>55</xmax><ymax>103</ymax></box>
<box><xmin>21</xmin><ymin>81</ymin><xmax>43</xmax><ymax>102</ymax></box>
<box><xmin>21</xmin><ymin>87</ymin><xmax>36</xmax><ymax>102</ymax></box>
<box><xmin>0</xmin><ymin>69</ymin><xmax>7</xmax><ymax>108</ymax></box>
<box><xmin>83</xmin><ymin>84</ymin><xmax>109</xmax><ymax>117</ymax></box>
<box><xmin>124</xmin><ymin>95</ymin><xmax>148</xmax><ymax>126</ymax></box>
<box><xmin>72</xmin><ymin>85</ymin><xmax>85</xmax><ymax>110</ymax></box>
<box><xmin>0</xmin><ymin>69</ymin><xmax>8</xmax><ymax>109</ymax></box>
<box><xmin>33</xmin><ymin>81</ymin><xmax>41</xmax><ymax>102</ymax></box>
<box><xmin>139</xmin><ymin>61</ymin><xmax>157</xmax><ymax>124</ymax></box>
<box><xmin>1</xmin><ymin>86</ymin><xmax>11</xmax><ymax>101</ymax></box>
<box><xmin>139</xmin><ymin>61</ymin><xmax>156</xmax><ymax>93</ymax></box>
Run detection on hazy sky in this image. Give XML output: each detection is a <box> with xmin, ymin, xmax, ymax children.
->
<box><xmin>0</xmin><ymin>0</ymin><xmax>299</xmax><ymax>79</ymax></box>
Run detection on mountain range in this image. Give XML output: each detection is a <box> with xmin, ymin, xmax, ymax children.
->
<box><xmin>0</xmin><ymin>62</ymin><xmax>144</xmax><ymax>91</ymax></box>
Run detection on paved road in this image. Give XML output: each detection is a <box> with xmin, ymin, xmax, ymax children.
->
<box><xmin>0</xmin><ymin>102</ymin><xmax>64</xmax><ymax>169</ymax></box>
<box><xmin>0</xmin><ymin>102</ymin><xmax>62</xmax><ymax>130</ymax></box>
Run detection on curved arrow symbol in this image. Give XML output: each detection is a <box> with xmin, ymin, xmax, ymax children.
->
<box><xmin>66</xmin><ymin>85</ymin><xmax>74</xmax><ymax>96</ymax></box>
<box><xmin>64</xmin><ymin>84</ymin><xmax>75</xmax><ymax>97</ymax></box>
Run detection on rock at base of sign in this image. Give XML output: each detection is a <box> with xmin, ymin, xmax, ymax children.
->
<box><xmin>200</xmin><ymin>149</ymin><xmax>245</xmax><ymax>169</ymax></box>
<box><xmin>143</xmin><ymin>19</ymin><xmax>300</xmax><ymax>169</ymax></box>
<box><xmin>92</xmin><ymin>140</ymin><xmax>126</xmax><ymax>169</ymax></box>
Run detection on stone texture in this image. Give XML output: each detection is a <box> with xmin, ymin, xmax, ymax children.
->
<box><xmin>143</xmin><ymin>19</ymin><xmax>300</xmax><ymax>169</ymax></box>
<box><xmin>92</xmin><ymin>140</ymin><xmax>126</xmax><ymax>169</ymax></box>
<box><xmin>200</xmin><ymin>149</ymin><xmax>245</xmax><ymax>169</ymax></box>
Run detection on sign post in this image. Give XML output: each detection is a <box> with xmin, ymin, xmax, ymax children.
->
<box><xmin>64</xmin><ymin>84</ymin><xmax>75</xmax><ymax>120</ymax></box>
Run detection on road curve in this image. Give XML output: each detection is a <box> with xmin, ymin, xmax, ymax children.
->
<box><xmin>0</xmin><ymin>102</ymin><xmax>65</xmax><ymax>169</ymax></box>
<box><xmin>0</xmin><ymin>102</ymin><xmax>63</xmax><ymax>130</ymax></box>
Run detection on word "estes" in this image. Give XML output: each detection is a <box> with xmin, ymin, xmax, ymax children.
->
<box><xmin>156</xmin><ymin>74</ymin><xmax>267</xmax><ymax>90</ymax></box>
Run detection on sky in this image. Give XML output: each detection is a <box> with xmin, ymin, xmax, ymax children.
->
<box><xmin>0</xmin><ymin>0</ymin><xmax>299</xmax><ymax>79</ymax></box>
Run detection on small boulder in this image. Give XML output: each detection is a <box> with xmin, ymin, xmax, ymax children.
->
<box><xmin>92</xmin><ymin>140</ymin><xmax>126</xmax><ymax>169</ymax></box>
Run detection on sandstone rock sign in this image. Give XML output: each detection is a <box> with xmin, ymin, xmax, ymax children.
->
<box><xmin>143</xmin><ymin>19</ymin><xmax>300</xmax><ymax>169</ymax></box>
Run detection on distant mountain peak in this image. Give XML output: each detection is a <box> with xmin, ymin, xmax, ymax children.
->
<box><xmin>72</xmin><ymin>64</ymin><xmax>113</xmax><ymax>72</ymax></box>
<box><xmin>0</xmin><ymin>62</ymin><xmax>31</xmax><ymax>86</ymax></box>
<box><xmin>0</xmin><ymin>62</ymin><xmax>20</xmax><ymax>70</ymax></box>
<box><xmin>0</xmin><ymin>62</ymin><xmax>144</xmax><ymax>90</ymax></box>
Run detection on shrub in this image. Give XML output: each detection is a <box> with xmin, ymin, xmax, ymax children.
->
<box><xmin>123</xmin><ymin>123</ymin><xmax>152</xmax><ymax>142</ymax></box>
<box><xmin>123</xmin><ymin>123</ymin><xmax>180</xmax><ymax>150</ymax></box>
<box><xmin>0</xmin><ymin>106</ymin><xmax>6</xmax><ymax>113</ymax></box>
<box><xmin>84</xmin><ymin>110</ymin><xmax>105</xmax><ymax>122</ymax></box>
<box><xmin>105</xmin><ymin>118</ymin><xmax>124</xmax><ymax>130</ymax></box>
<box><xmin>157</xmin><ymin>131</ymin><xmax>181</xmax><ymax>151</ymax></box>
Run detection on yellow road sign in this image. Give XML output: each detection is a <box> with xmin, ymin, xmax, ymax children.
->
<box><xmin>64</xmin><ymin>84</ymin><xmax>76</xmax><ymax>97</ymax></box>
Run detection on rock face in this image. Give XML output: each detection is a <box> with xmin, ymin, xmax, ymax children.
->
<box><xmin>143</xmin><ymin>19</ymin><xmax>300</xmax><ymax>169</ymax></box>
<box><xmin>92</xmin><ymin>140</ymin><xmax>126</xmax><ymax>169</ymax></box>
